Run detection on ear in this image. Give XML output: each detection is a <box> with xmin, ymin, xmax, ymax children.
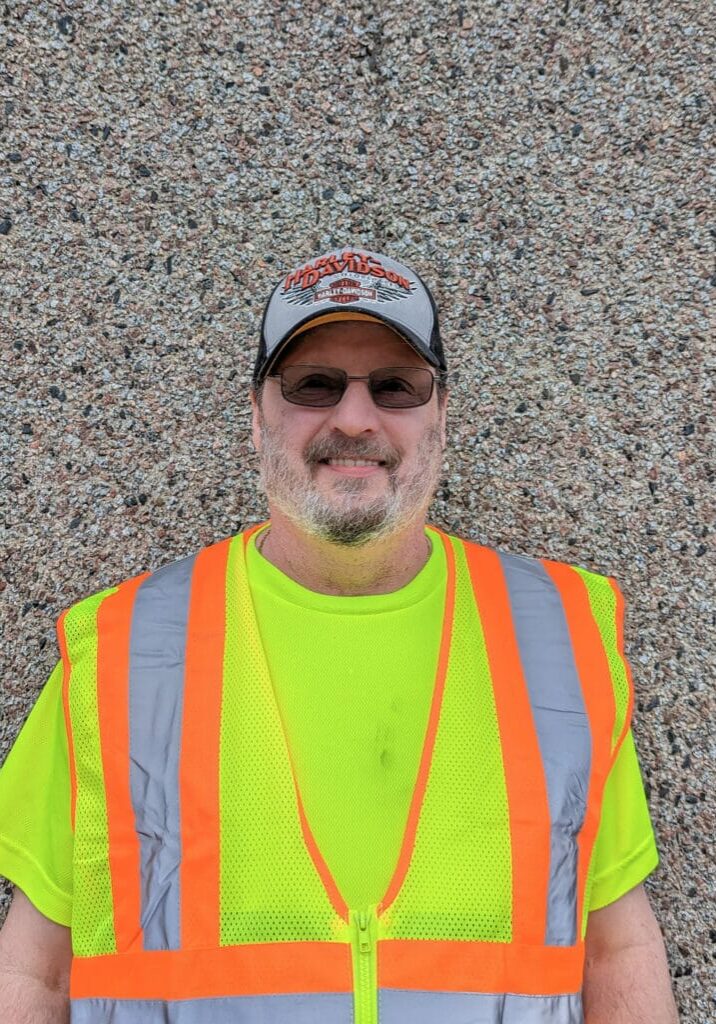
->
<box><xmin>250</xmin><ymin>388</ymin><xmax>262</xmax><ymax>452</ymax></box>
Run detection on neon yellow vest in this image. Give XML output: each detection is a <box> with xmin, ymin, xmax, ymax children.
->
<box><xmin>59</xmin><ymin>525</ymin><xmax>632</xmax><ymax>1023</ymax></box>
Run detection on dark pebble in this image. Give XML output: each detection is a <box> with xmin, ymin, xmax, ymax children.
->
<box><xmin>0</xmin><ymin>218</ymin><xmax>11</xmax><ymax>235</ymax></box>
<box><xmin>569</xmin><ymin>371</ymin><xmax>581</xmax><ymax>384</ymax></box>
<box><xmin>258</xmin><ymin>85</ymin><xmax>270</xmax><ymax>96</ymax></box>
<box><xmin>22</xmin><ymin>423</ymin><xmax>33</xmax><ymax>435</ymax></box>
<box><xmin>7</xmin><ymin>152</ymin><xmax>22</xmax><ymax>163</ymax></box>
<box><xmin>349</xmin><ymin>202</ymin><xmax>363</xmax><ymax>212</ymax></box>
<box><xmin>516</xmin><ymin>401</ymin><xmax>528</xmax><ymax>413</ymax></box>
<box><xmin>57</xmin><ymin>15</ymin><xmax>73</xmax><ymax>36</ymax></box>
<box><xmin>645</xmin><ymin>695</ymin><xmax>660</xmax><ymax>711</ymax></box>
<box><xmin>571</xmin><ymin>124</ymin><xmax>583</xmax><ymax>137</ymax></box>
<box><xmin>322</xmin><ymin>188</ymin><xmax>335</xmax><ymax>199</ymax></box>
<box><xmin>136</xmin><ymin>164</ymin><xmax>151</xmax><ymax>177</ymax></box>
<box><xmin>69</xmin><ymin>516</ymin><xmax>81</xmax><ymax>529</ymax></box>
<box><xmin>580</xmin><ymin>287</ymin><xmax>600</xmax><ymax>296</ymax></box>
<box><xmin>683</xmin><ymin>423</ymin><xmax>695</xmax><ymax>435</ymax></box>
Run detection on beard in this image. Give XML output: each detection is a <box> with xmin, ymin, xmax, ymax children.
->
<box><xmin>258</xmin><ymin>418</ymin><xmax>444</xmax><ymax>547</ymax></box>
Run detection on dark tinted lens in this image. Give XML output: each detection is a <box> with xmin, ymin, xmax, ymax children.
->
<box><xmin>369</xmin><ymin>367</ymin><xmax>434</xmax><ymax>408</ymax></box>
<box><xmin>281</xmin><ymin>366</ymin><xmax>346</xmax><ymax>406</ymax></box>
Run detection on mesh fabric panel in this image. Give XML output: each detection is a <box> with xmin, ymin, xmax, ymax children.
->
<box><xmin>64</xmin><ymin>590</ymin><xmax>117</xmax><ymax>957</ymax></box>
<box><xmin>382</xmin><ymin>536</ymin><xmax>512</xmax><ymax>942</ymax></box>
<box><xmin>219</xmin><ymin>535</ymin><xmax>348</xmax><ymax>945</ymax></box>
<box><xmin>572</xmin><ymin>568</ymin><xmax>631</xmax><ymax>751</ymax></box>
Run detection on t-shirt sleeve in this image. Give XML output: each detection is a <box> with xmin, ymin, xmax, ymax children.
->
<box><xmin>586</xmin><ymin>726</ymin><xmax>659</xmax><ymax>913</ymax></box>
<box><xmin>0</xmin><ymin>660</ymin><xmax>74</xmax><ymax>926</ymax></box>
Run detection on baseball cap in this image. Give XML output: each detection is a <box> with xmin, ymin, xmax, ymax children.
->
<box><xmin>253</xmin><ymin>246</ymin><xmax>446</xmax><ymax>384</ymax></box>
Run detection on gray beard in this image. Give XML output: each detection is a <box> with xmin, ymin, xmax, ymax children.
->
<box><xmin>258</xmin><ymin>422</ymin><xmax>443</xmax><ymax>547</ymax></box>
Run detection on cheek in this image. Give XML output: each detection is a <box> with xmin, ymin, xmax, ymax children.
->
<box><xmin>274</xmin><ymin>411</ymin><xmax>327</xmax><ymax>458</ymax></box>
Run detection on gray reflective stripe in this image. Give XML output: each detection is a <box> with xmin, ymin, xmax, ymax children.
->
<box><xmin>380</xmin><ymin>989</ymin><xmax>583</xmax><ymax>1023</ymax></box>
<box><xmin>499</xmin><ymin>552</ymin><xmax>591</xmax><ymax>946</ymax></box>
<box><xmin>129</xmin><ymin>554</ymin><xmax>196</xmax><ymax>951</ymax></box>
<box><xmin>71</xmin><ymin>993</ymin><xmax>354</xmax><ymax>1023</ymax></box>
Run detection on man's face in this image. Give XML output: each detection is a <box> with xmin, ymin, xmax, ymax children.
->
<box><xmin>251</xmin><ymin>320</ymin><xmax>448</xmax><ymax>546</ymax></box>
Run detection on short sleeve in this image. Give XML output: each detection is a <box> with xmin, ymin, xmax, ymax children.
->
<box><xmin>0</xmin><ymin>660</ymin><xmax>74</xmax><ymax>926</ymax></box>
<box><xmin>586</xmin><ymin>727</ymin><xmax>659</xmax><ymax>914</ymax></box>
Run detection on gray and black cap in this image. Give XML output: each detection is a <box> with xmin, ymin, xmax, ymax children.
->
<box><xmin>253</xmin><ymin>247</ymin><xmax>446</xmax><ymax>384</ymax></box>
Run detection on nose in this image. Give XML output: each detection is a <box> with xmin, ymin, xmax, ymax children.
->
<box><xmin>324</xmin><ymin>378</ymin><xmax>382</xmax><ymax>436</ymax></box>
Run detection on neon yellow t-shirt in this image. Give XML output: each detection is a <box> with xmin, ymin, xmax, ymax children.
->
<box><xmin>0</xmin><ymin>531</ymin><xmax>659</xmax><ymax>928</ymax></box>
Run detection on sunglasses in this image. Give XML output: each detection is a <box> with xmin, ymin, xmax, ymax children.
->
<box><xmin>266</xmin><ymin>365</ymin><xmax>438</xmax><ymax>409</ymax></box>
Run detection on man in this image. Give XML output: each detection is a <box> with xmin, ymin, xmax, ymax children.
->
<box><xmin>0</xmin><ymin>247</ymin><xmax>679</xmax><ymax>1023</ymax></box>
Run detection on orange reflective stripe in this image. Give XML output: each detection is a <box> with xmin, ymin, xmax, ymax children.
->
<box><xmin>70</xmin><ymin>942</ymin><xmax>353</xmax><ymax>1000</ymax></box>
<box><xmin>541</xmin><ymin>561</ymin><xmax>616</xmax><ymax>941</ymax></box>
<box><xmin>57</xmin><ymin>609</ymin><xmax>77</xmax><ymax>833</ymax></box>
<box><xmin>379</xmin><ymin>938</ymin><xmax>584</xmax><ymax>995</ymax></box>
<box><xmin>608</xmin><ymin>575</ymin><xmax>634</xmax><ymax>765</ymax></box>
<box><xmin>179</xmin><ymin>539</ymin><xmax>232</xmax><ymax>949</ymax></box>
<box><xmin>379</xmin><ymin>527</ymin><xmax>456</xmax><ymax>914</ymax></box>
<box><xmin>97</xmin><ymin>574</ymin><xmax>150</xmax><ymax>953</ymax></box>
<box><xmin>462</xmin><ymin>542</ymin><xmax>551</xmax><ymax>944</ymax></box>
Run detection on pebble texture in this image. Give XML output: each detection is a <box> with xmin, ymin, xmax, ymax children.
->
<box><xmin>0</xmin><ymin>1</ymin><xmax>713</xmax><ymax>1018</ymax></box>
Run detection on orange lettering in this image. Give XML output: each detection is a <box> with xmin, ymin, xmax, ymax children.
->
<box><xmin>301</xmin><ymin>268</ymin><xmax>320</xmax><ymax>288</ymax></box>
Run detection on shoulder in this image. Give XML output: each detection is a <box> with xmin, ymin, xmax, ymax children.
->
<box><xmin>443</xmin><ymin>527</ymin><xmax>619</xmax><ymax>596</ymax></box>
<box><xmin>57</xmin><ymin>533</ymin><xmax>241</xmax><ymax>630</ymax></box>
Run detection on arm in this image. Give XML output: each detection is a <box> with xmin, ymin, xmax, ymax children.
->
<box><xmin>0</xmin><ymin>885</ymin><xmax>71</xmax><ymax>1024</ymax></box>
<box><xmin>583</xmin><ymin>882</ymin><xmax>679</xmax><ymax>1023</ymax></box>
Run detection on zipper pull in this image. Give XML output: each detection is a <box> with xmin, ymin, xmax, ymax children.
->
<box><xmin>357</xmin><ymin>909</ymin><xmax>371</xmax><ymax>952</ymax></box>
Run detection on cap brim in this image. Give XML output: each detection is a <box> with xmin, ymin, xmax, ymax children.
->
<box><xmin>262</xmin><ymin>309</ymin><xmax>440</xmax><ymax>379</ymax></box>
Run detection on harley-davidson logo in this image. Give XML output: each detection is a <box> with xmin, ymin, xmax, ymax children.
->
<box><xmin>283</xmin><ymin>252</ymin><xmax>413</xmax><ymax>294</ymax></box>
<box><xmin>314</xmin><ymin>278</ymin><xmax>377</xmax><ymax>305</ymax></box>
<box><xmin>282</xmin><ymin>253</ymin><xmax>415</xmax><ymax>308</ymax></box>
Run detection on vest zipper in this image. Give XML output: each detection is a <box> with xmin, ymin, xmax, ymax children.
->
<box><xmin>350</xmin><ymin>905</ymin><xmax>378</xmax><ymax>1024</ymax></box>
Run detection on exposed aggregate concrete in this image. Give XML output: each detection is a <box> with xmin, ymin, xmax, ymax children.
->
<box><xmin>0</xmin><ymin>2</ymin><xmax>713</xmax><ymax>1018</ymax></box>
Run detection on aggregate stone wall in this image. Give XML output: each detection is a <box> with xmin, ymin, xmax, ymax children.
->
<box><xmin>0</xmin><ymin>1</ymin><xmax>713</xmax><ymax>1019</ymax></box>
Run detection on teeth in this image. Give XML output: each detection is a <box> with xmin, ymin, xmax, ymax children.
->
<box><xmin>326</xmin><ymin>458</ymin><xmax>382</xmax><ymax>467</ymax></box>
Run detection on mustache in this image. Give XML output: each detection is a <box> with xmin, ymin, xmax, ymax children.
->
<box><xmin>304</xmin><ymin>436</ymin><xmax>401</xmax><ymax>470</ymax></box>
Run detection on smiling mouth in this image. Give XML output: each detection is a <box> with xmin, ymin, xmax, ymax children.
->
<box><xmin>320</xmin><ymin>458</ymin><xmax>387</xmax><ymax>468</ymax></box>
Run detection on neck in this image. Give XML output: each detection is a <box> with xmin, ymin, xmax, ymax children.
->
<box><xmin>256</xmin><ymin>511</ymin><xmax>432</xmax><ymax>596</ymax></box>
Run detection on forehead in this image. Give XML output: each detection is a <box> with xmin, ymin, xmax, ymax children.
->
<box><xmin>277</xmin><ymin>320</ymin><xmax>430</xmax><ymax>370</ymax></box>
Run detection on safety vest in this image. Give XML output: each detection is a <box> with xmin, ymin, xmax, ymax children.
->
<box><xmin>57</xmin><ymin>524</ymin><xmax>632</xmax><ymax>1024</ymax></box>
